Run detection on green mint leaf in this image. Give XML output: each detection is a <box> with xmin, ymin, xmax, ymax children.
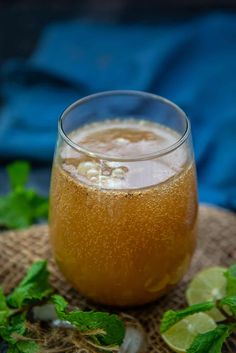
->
<box><xmin>0</xmin><ymin>161</ymin><xmax>48</xmax><ymax>230</ymax></box>
<box><xmin>0</xmin><ymin>313</ymin><xmax>39</xmax><ymax>353</ymax></box>
<box><xmin>187</xmin><ymin>324</ymin><xmax>235</xmax><ymax>353</ymax></box>
<box><xmin>0</xmin><ymin>288</ymin><xmax>10</xmax><ymax>325</ymax></box>
<box><xmin>7</xmin><ymin>346</ymin><xmax>19</xmax><ymax>353</ymax></box>
<box><xmin>52</xmin><ymin>294</ymin><xmax>125</xmax><ymax>347</ymax></box>
<box><xmin>160</xmin><ymin>301</ymin><xmax>215</xmax><ymax>333</ymax></box>
<box><xmin>16</xmin><ymin>340</ymin><xmax>39</xmax><ymax>353</ymax></box>
<box><xmin>0</xmin><ymin>314</ymin><xmax>26</xmax><ymax>344</ymax></box>
<box><xmin>220</xmin><ymin>295</ymin><xmax>236</xmax><ymax>317</ymax></box>
<box><xmin>52</xmin><ymin>294</ymin><xmax>67</xmax><ymax>312</ymax></box>
<box><xmin>29</xmin><ymin>193</ymin><xmax>49</xmax><ymax>219</ymax></box>
<box><xmin>0</xmin><ymin>189</ymin><xmax>48</xmax><ymax>230</ymax></box>
<box><xmin>224</xmin><ymin>264</ymin><xmax>236</xmax><ymax>296</ymax></box>
<box><xmin>0</xmin><ymin>191</ymin><xmax>35</xmax><ymax>229</ymax></box>
<box><xmin>6</xmin><ymin>161</ymin><xmax>30</xmax><ymax>190</ymax></box>
<box><xmin>7</xmin><ymin>260</ymin><xmax>52</xmax><ymax>308</ymax></box>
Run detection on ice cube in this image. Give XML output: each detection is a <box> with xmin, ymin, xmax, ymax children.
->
<box><xmin>87</xmin><ymin>168</ymin><xmax>99</xmax><ymax>178</ymax></box>
<box><xmin>112</xmin><ymin>167</ymin><xmax>126</xmax><ymax>179</ymax></box>
<box><xmin>77</xmin><ymin>161</ymin><xmax>98</xmax><ymax>175</ymax></box>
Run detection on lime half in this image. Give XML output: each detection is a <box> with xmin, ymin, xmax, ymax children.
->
<box><xmin>162</xmin><ymin>312</ymin><xmax>216</xmax><ymax>352</ymax></box>
<box><xmin>186</xmin><ymin>266</ymin><xmax>227</xmax><ymax>322</ymax></box>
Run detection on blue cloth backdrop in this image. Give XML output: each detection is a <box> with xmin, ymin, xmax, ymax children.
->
<box><xmin>0</xmin><ymin>12</ymin><xmax>236</xmax><ymax>210</ymax></box>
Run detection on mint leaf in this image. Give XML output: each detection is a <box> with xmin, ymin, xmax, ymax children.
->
<box><xmin>29</xmin><ymin>193</ymin><xmax>49</xmax><ymax>219</ymax></box>
<box><xmin>6</xmin><ymin>161</ymin><xmax>30</xmax><ymax>190</ymax></box>
<box><xmin>0</xmin><ymin>314</ymin><xmax>39</xmax><ymax>353</ymax></box>
<box><xmin>225</xmin><ymin>264</ymin><xmax>236</xmax><ymax>296</ymax></box>
<box><xmin>52</xmin><ymin>295</ymin><xmax>125</xmax><ymax>347</ymax></box>
<box><xmin>0</xmin><ymin>161</ymin><xmax>48</xmax><ymax>230</ymax></box>
<box><xmin>7</xmin><ymin>346</ymin><xmax>19</xmax><ymax>353</ymax></box>
<box><xmin>187</xmin><ymin>324</ymin><xmax>235</xmax><ymax>353</ymax></box>
<box><xmin>16</xmin><ymin>340</ymin><xmax>39</xmax><ymax>353</ymax></box>
<box><xmin>0</xmin><ymin>314</ymin><xmax>26</xmax><ymax>344</ymax></box>
<box><xmin>7</xmin><ymin>260</ymin><xmax>52</xmax><ymax>308</ymax></box>
<box><xmin>52</xmin><ymin>294</ymin><xmax>67</xmax><ymax>312</ymax></box>
<box><xmin>0</xmin><ymin>189</ymin><xmax>48</xmax><ymax>230</ymax></box>
<box><xmin>0</xmin><ymin>191</ymin><xmax>35</xmax><ymax>229</ymax></box>
<box><xmin>160</xmin><ymin>301</ymin><xmax>215</xmax><ymax>333</ymax></box>
<box><xmin>0</xmin><ymin>288</ymin><xmax>10</xmax><ymax>325</ymax></box>
<box><xmin>220</xmin><ymin>295</ymin><xmax>236</xmax><ymax>317</ymax></box>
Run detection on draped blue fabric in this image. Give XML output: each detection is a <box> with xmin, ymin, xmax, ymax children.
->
<box><xmin>0</xmin><ymin>13</ymin><xmax>235</xmax><ymax>209</ymax></box>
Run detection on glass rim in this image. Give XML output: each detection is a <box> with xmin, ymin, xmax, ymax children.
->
<box><xmin>58</xmin><ymin>90</ymin><xmax>191</xmax><ymax>162</ymax></box>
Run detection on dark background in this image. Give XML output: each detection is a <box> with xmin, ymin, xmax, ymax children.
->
<box><xmin>1</xmin><ymin>0</ymin><xmax>236</xmax><ymax>62</ymax></box>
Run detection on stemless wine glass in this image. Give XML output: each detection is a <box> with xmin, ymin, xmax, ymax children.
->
<box><xmin>49</xmin><ymin>91</ymin><xmax>198</xmax><ymax>307</ymax></box>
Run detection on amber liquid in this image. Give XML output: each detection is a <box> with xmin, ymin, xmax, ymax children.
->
<box><xmin>50</xmin><ymin>120</ymin><xmax>198</xmax><ymax>306</ymax></box>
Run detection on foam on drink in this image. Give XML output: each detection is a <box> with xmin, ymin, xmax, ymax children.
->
<box><xmin>61</xmin><ymin>119</ymin><xmax>188</xmax><ymax>189</ymax></box>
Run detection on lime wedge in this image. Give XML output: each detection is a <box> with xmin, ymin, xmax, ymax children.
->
<box><xmin>186</xmin><ymin>266</ymin><xmax>227</xmax><ymax>322</ymax></box>
<box><xmin>162</xmin><ymin>312</ymin><xmax>216</xmax><ymax>352</ymax></box>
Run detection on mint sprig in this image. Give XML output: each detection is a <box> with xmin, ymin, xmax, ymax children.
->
<box><xmin>0</xmin><ymin>260</ymin><xmax>126</xmax><ymax>352</ymax></box>
<box><xmin>0</xmin><ymin>161</ymin><xmax>48</xmax><ymax>229</ymax></box>
<box><xmin>0</xmin><ymin>313</ymin><xmax>27</xmax><ymax>344</ymax></box>
<box><xmin>14</xmin><ymin>340</ymin><xmax>39</xmax><ymax>353</ymax></box>
<box><xmin>0</xmin><ymin>261</ymin><xmax>50</xmax><ymax>352</ymax></box>
<box><xmin>0</xmin><ymin>313</ymin><xmax>40</xmax><ymax>353</ymax></box>
<box><xmin>160</xmin><ymin>301</ymin><xmax>215</xmax><ymax>333</ymax></box>
<box><xmin>53</xmin><ymin>294</ymin><xmax>125</xmax><ymax>347</ymax></box>
<box><xmin>220</xmin><ymin>295</ymin><xmax>236</xmax><ymax>317</ymax></box>
<box><xmin>224</xmin><ymin>264</ymin><xmax>236</xmax><ymax>296</ymax></box>
<box><xmin>0</xmin><ymin>288</ymin><xmax>10</xmax><ymax>326</ymax></box>
<box><xmin>7</xmin><ymin>260</ymin><xmax>52</xmax><ymax>308</ymax></box>
<box><xmin>6</xmin><ymin>161</ymin><xmax>30</xmax><ymax>191</ymax></box>
<box><xmin>187</xmin><ymin>324</ymin><xmax>235</xmax><ymax>353</ymax></box>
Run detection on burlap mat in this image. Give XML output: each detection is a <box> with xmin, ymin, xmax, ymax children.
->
<box><xmin>0</xmin><ymin>205</ymin><xmax>235</xmax><ymax>352</ymax></box>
